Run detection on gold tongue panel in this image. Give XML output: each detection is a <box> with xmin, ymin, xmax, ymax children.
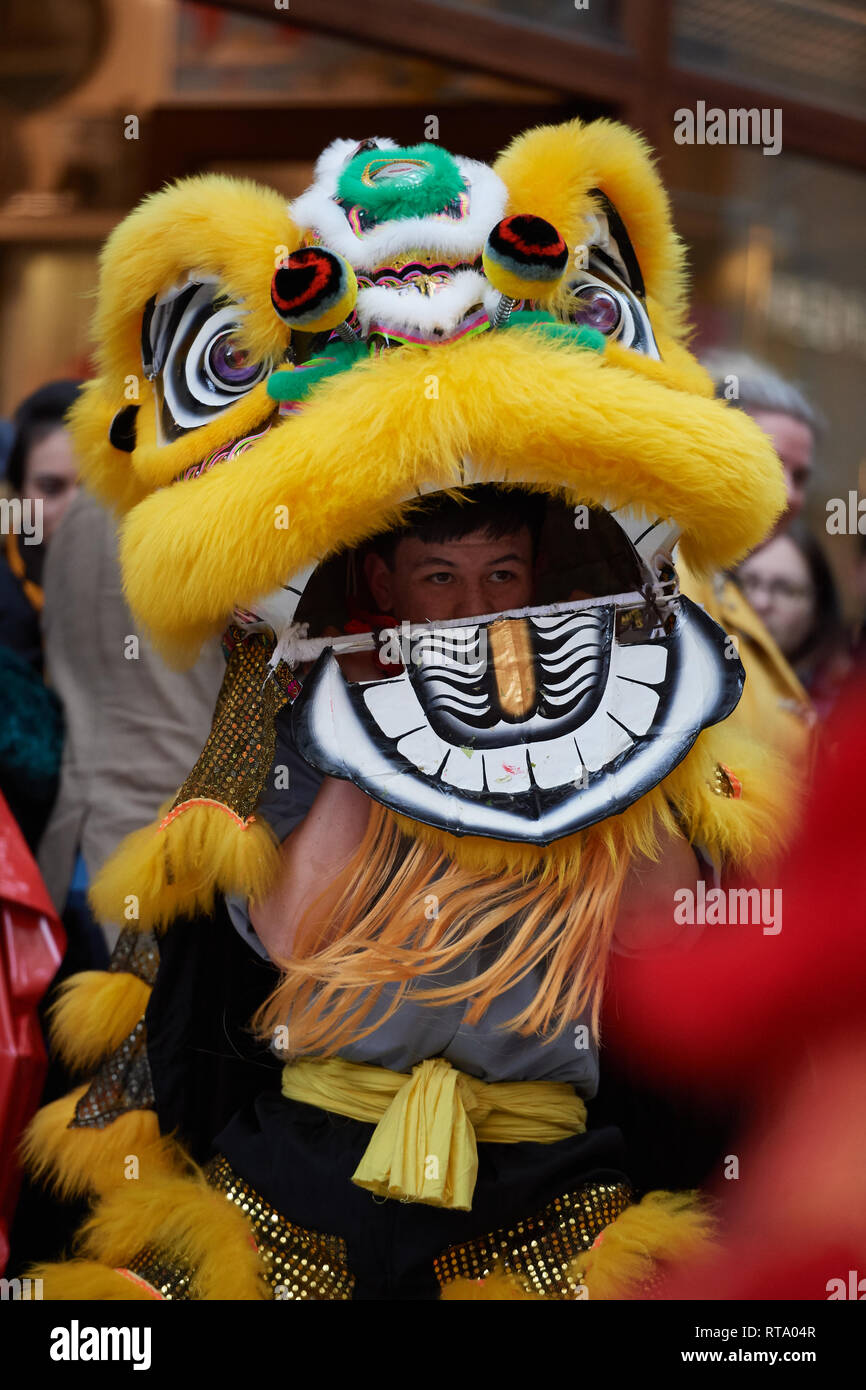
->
<box><xmin>487</xmin><ymin>618</ymin><xmax>536</xmax><ymax>718</ymax></box>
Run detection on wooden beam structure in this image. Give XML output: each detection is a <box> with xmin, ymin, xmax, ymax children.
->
<box><xmin>203</xmin><ymin>0</ymin><xmax>866</xmax><ymax>172</ymax></box>
<box><xmin>205</xmin><ymin>0</ymin><xmax>637</xmax><ymax>107</ymax></box>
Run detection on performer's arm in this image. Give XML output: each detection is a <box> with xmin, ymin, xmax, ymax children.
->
<box><xmin>249</xmin><ymin>774</ymin><xmax>371</xmax><ymax>961</ymax></box>
<box><xmin>613</xmin><ymin>824</ymin><xmax>704</xmax><ymax>956</ymax></box>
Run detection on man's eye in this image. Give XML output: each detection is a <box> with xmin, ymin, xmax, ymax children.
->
<box><xmin>34</xmin><ymin>477</ymin><xmax>71</xmax><ymax>497</ymax></box>
<box><xmin>424</xmin><ymin>572</ymin><xmax>453</xmax><ymax>584</ymax></box>
<box><xmin>490</xmin><ymin>570</ymin><xmax>517</xmax><ymax>582</ymax></box>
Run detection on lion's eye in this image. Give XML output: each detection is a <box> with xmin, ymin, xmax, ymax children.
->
<box><xmin>565</xmin><ymin>269</ymin><xmax>659</xmax><ymax>359</ymax></box>
<box><xmin>204</xmin><ymin>330</ymin><xmax>266</xmax><ymax>392</ymax></box>
<box><xmin>143</xmin><ymin>280</ymin><xmax>270</xmax><ymax>442</ymax></box>
<box><xmin>571</xmin><ymin>284</ymin><xmax>624</xmax><ymax>337</ymax></box>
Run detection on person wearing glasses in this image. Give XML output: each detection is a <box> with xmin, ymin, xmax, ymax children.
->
<box><xmin>735</xmin><ymin>520</ymin><xmax>850</xmax><ymax>722</ymax></box>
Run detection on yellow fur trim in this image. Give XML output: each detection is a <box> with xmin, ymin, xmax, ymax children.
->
<box><xmin>392</xmin><ymin>779</ymin><xmax>677</xmax><ymax>884</ymax></box>
<box><xmin>664</xmin><ymin>720</ymin><xmax>800</xmax><ymax>874</ymax></box>
<box><xmin>26</xmin><ymin>1260</ymin><xmax>160</xmax><ymax>1301</ymax></box>
<box><xmin>119</xmin><ymin>329</ymin><xmax>784</xmax><ymax>656</ymax></box>
<box><xmin>88</xmin><ymin>803</ymin><xmax>279</xmax><ymax>931</ymax></box>
<box><xmin>76</xmin><ymin>1171</ymin><xmax>268</xmax><ymax>1300</ymax></box>
<box><xmin>19</xmin><ymin>1088</ymin><xmax>182</xmax><ymax>1200</ymax></box>
<box><xmin>47</xmin><ymin>971</ymin><xmax>152</xmax><ymax>1072</ymax></box>
<box><xmin>578</xmin><ymin>1190</ymin><xmax>717</xmax><ymax>1299</ymax></box>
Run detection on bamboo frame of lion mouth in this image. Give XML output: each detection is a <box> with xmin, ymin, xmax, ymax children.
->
<box><xmin>268</xmin><ymin>580</ymin><xmax>680</xmax><ymax>673</ymax></box>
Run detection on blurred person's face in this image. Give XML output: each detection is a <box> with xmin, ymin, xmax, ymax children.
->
<box><xmin>365</xmin><ymin>526</ymin><xmax>535</xmax><ymax>623</ymax></box>
<box><xmin>736</xmin><ymin>534</ymin><xmax>815</xmax><ymax>658</ymax></box>
<box><xmin>747</xmin><ymin>410</ymin><xmax>814</xmax><ymax>534</ymax></box>
<box><xmin>22</xmin><ymin>427</ymin><xmax>79</xmax><ymax>541</ymax></box>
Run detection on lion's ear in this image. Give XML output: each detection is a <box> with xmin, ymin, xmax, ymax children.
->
<box><xmin>71</xmin><ymin>175</ymin><xmax>299</xmax><ymax>515</ymax></box>
<box><xmin>494</xmin><ymin>119</ymin><xmax>688</xmax><ymax>340</ymax></box>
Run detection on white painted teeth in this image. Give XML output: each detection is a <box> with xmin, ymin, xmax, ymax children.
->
<box><xmin>363</xmin><ymin>680</ymin><xmax>425</xmax><ymax>740</ymax></box>
<box><xmin>483</xmin><ymin>746</ymin><xmax>531</xmax><ymax>793</ymax></box>
<box><xmin>574</xmin><ymin>705</ymin><xmax>634</xmax><ymax>773</ymax></box>
<box><xmin>395</xmin><ymin>725</ymin><xmax>448</xmax><ymax>777</ymax></box>
<box><xmin>606</xmin><ymin>675</ymin><xmax>660</xmax><ymax>736</ymax></box>
<box><xmin>360</xmin><ymin>622</ymin><xmax>669</xmax><ymax>793</ymax></box>
<box><xmin>441</xmin><ymin>746</ymin><xmax>485</xmax><ymax>791</ymax></box>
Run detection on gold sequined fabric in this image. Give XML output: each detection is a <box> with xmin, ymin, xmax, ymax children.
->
<box><xmin>70</xmin><ymin>1017</ymin><xmax>155</xmax><ymax>1129</ymax></box>
<box><xmin>170</xmin><ymin>630</ymin><xmax>289</xmax><ymax>823</ymax></box>
<box><xmin>434</xmin><ymin>1180</ymin><xmax>633</xmax><ymax>1299</ymax></box>
<box><xmin>205</xmin><ymin>1155</ymin><xmax>355</xmax><ymax>1300</ymax></box>
<box><xmin>108</xmin><ymin>928</ymin><xmax>159</xmax><ymax>986</ymax></box>
<box><xmin>122</xmin><ymin>1251</ymin><xmax>193</xmax><ymax>1301</ymax></box>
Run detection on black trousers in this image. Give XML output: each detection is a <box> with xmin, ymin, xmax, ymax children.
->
<box><xmin>215</xmin><ymin>1091</ymin><xmax>631</xmax><ymax>1300</ymax></box>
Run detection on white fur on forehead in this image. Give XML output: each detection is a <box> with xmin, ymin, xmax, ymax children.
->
<box><xmin>311</xmin><ymin>137</ymin><xmax>399</xmax><ymax>191</ymax></box>
<box><xmin>290</xmin><ymin>155</ymin><xmax>508</xmax><ymax>272</ymax></box>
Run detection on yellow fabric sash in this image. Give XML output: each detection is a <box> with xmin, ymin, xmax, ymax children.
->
<box><xmin>281</xmin><ymin>1055</ymin><xmax>587</xmax><ymax>1212</ymax></box>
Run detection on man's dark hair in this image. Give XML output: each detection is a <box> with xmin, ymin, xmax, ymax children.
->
<box><xmin>366</xmin><ymin>484</ymin><xmax>547</xmax><ymax>569</ymax></box>
<box><xmin>5</xmin><ymin>379</ymin><xmax>83</xmax><ymax>494</ymax></box>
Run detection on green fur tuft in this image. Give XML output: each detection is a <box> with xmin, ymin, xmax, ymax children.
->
<box><xmin>336</xmin><ymin>144</ymin><xmax>465</xmax><ymax>221</ymax></box>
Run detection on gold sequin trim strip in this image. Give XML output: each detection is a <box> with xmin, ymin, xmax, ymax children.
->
<box><xmin>123</xmin><ymin>1249</ymin><xmax>194</xmax><ymax>1301</ymax></box>
<box><xmin>434</xmin><ymin>1180</ymin><xmax>633</xmax><ymax>1300</ymax></box>
<box><xmin>170</xmin><ymin>632</ymin><xmax>288</xmax><ymax>823</ymax></box>
<box><xmin>205</xmin><ymin>1156</ymin><xmax>355</xmax><ymax>1300</ymax></box>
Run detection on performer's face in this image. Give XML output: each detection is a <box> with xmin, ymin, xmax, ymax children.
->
<box><xmin>365</xmin><ymin>525</ymin><xmax>535</xmax><ymax>622</ymax></box>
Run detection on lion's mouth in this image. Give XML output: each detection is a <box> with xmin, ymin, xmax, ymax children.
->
<box><xmin>233</xmin><ymin>479</ymin><xmax>742</xmax><ymax>843</ymax></box>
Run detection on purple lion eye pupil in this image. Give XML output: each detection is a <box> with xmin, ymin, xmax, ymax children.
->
<box><xmin>208</xmin><ymin>332</ymin><xmax>260</xmax><ymax>386</ymax></box>
<box><xmin>573</xmin><ymin>287</ymin><xmax>621</xmax><ymax>335</ymax></box>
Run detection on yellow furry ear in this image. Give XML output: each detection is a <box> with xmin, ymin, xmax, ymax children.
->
<box><xmin>494</xmin><ymin>118</ymin><xmax>688</xmax><ymax>340</ymax></box>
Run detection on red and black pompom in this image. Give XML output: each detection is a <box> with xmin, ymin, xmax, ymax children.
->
<box><xmin>271</xmin><ymin>247</ymin><xmax>358</xmax><ymax>332</ymax></box>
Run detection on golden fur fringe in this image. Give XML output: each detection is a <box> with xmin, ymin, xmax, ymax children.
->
<box><xmin>47</xmin><ymin>971</ymin><xmax>152</xmax><ymax>1072</ymax></box>
<box><xmin>578</xmin><ymin>1189</ymin><xmax>716</xmax><ymax>1299</ymax></box>
<box><xmin>76</xmin><ymin>1172</ymin><xmax>268</xmax><ymax>1300</ymax></box>
<box><xmin>439</xmin><ymin>1270</ymin><xmax>535</xmax><ymax>1300</ymax></box>
<box><xmin>88</xmin><ymin>804</ymin><xmax>280</xmax><ymax>931</ymax></box>
<box><xmin>440</xmin><ymin>1189</ymin><xmax>716</xmax><ymax>1300</ymax></box>
<box><xmin>26</xmin><ymin>1171</ymin><xmax>268</xmax><ymax>1300</ymax></box>
<box><xmin>19</xmin><ymin>1087</ymin><xmax>184</xmax><ymax>1200</ymax></box>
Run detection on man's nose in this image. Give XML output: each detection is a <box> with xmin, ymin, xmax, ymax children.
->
<box><xmin>452</xmin><ymin>578</ymin><xmax>488</xmax><ymax>620</ymax></box>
